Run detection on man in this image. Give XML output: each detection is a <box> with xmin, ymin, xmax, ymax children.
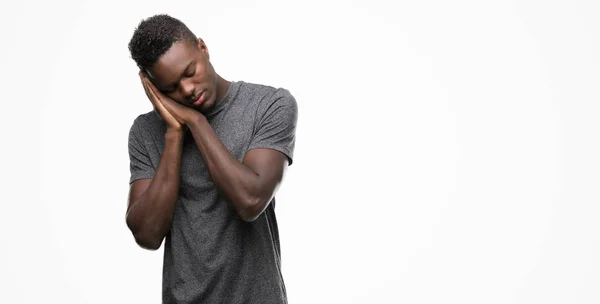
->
<box><xmin>126</xmin><ymin>14</ymin><xmax>297</xmax><ymax>303</ymax></box>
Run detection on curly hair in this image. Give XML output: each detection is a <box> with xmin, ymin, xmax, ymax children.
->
<box><xmin>128</xmin><ymin>14</ymin><xmax>198</xmax><ymax>73</ymax></box>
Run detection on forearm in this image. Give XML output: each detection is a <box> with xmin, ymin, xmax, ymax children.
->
<box><xmin>126</xmin><ymin>129</ymin><xmax>184</xmax><ymax>249</ymax></box>
<box><xmin>188</xmin><ymin>116</ymin><xmax>264</xmax><ymax>220</ymax></box>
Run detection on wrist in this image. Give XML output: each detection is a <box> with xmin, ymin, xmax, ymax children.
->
<box><xmin>188</xmin><ymin>112</ymin><xmax>208</xmax><ymax>129</ymax></box>
<box><xmin>165</xmin><ymin>128</ymin><xmax>185</xmax><ymax>141</ymax></box>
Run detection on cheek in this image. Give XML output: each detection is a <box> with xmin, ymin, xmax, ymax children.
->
<box><xmin>195</xmin><ymin>63</ymin><xmax>212</xmax><ymax>83</ymax></box>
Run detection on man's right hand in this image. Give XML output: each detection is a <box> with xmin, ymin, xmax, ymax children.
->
<box><xmin>139</xmin><ymin>72</ymin><xmax>184</xmax><ymax>131</ymax></box>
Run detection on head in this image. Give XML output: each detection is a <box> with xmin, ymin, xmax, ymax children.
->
<box><xmin>128</xmin><ymin>14</ymin><xmax>219</xmax><ymax>112</ymax></box>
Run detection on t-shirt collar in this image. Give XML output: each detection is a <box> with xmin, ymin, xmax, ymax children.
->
<box><xmin>204</xmin><ymin>80</ymin><xmax>241</xmax><ymax>118</ymax></box>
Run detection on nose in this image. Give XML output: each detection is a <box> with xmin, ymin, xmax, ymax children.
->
<box><xmin>179</xmin><ymin>78</ymin><xmax>195</xmax><ymax>98</ymax></box>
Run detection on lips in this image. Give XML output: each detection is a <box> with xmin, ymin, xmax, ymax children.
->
<box><xmin>191</xmin><ymin>91</ymin><xmax>205</xmax><ymax>106</ymax></box>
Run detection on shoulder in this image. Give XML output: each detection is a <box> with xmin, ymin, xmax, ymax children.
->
<box><xmin>237</xmin><ymin>81</ymin><xmax>297</xmax><ymax>109</ymax></box>
<box><xmin>129</xmin><ymin>109</ymin><xmax>164</xmax><ymax>137</ymax></box>
<box><xmin>235</xmin><ymin>82</ymin><xmax>298</xmax><ymax>131</ymax></box>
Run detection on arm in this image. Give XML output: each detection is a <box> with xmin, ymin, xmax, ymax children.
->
<box><xmin>188</xmin><ymin>115</ymin><xmax>288</xmax><ymax>222</ymax></box>
<box><xmin>126</xmin><ymin>129</ymin><xmax>184</xmax><ymax>250</ymax></box>
<box><xmin>125</xmin><ymin>73</ymin><xmax>187</xmax><ymax>250</ymax></box>
<box><xmin>141</xmin><ymin>78</ymin><xmax>296</xmax><ymax>222</ymax></box>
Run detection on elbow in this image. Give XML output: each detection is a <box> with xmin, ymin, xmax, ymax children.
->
<box><xmin>239</xmin><ymin>211</ymin><xmax>260</xmax><ymax>223</ymax></box>
<box><xmin>133</xmin><ymin>232</ymin><xmax>163</xmax><ymax>250</ymax></box>
<box><xmin>126</xmin><ymin>215</ymin><xmax>163</xmax><ymax>250</ymax></box>
<box><xmin>236</xmin><ymin>195</ymin><xmax>270</xmax><ymax>222</ymax></box>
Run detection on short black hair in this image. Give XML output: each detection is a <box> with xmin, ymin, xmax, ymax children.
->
<box><xmin>128</xmin><ymin>14</ymin><xmax>198</xmax><ymax>72</ymax></box>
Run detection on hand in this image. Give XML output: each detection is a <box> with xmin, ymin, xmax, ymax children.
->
<box><xmin>139</xmin><ymin>72</ymin><xmax>184</xmax><ymax>131</ymax></box>
<box><xmin>139</xmin><ymin>72</ymin><xmax>202</xmax><ymax>126</ymax></box>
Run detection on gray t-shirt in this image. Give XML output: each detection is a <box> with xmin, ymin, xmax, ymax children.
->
<box><xmin>127</xmin><ymin>81</ymin><xmax>297</xmax><ymax>304</ymax></box>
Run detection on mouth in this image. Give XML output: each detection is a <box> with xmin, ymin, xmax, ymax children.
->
<box><xmin>191</xmin><ymin>91</ymin><xmax>205</xmax><ymax>106</ymax></box>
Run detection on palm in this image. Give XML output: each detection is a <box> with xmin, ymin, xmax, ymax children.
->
<box><xmin>140</xmin><ymin>73</ymin><xmax>183</xmax><ymax>130</ymax></box>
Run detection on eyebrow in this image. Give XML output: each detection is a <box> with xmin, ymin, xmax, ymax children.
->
<box><xmin>159</xmin><ymin>61</ymin><xmax>195</xmax><ymax>91</ymax></box>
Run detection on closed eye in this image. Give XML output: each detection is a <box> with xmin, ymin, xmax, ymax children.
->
<box><xmin>185</xmin><ymin>65</ymin><xmax>195</xmax><ymax>77</ymax></box>
<box><xmin>158</xmin><ymin>61</ymin><xmax>196</xmax><ymax>93</ymax></box>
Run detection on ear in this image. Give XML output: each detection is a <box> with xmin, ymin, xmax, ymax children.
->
<box><xmin>197</xmin><ymin>38</ymin><xmax>210</xmax><ymax>60</ymax></box>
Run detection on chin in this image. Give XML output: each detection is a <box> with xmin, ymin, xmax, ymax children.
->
<box><xmin>200</xmin><ymin>98</ymin><xmax>215</xmax><ymax>112</ymax></box>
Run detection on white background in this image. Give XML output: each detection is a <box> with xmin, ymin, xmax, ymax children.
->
<box><xmin>1</xmin><ymin>0</ymin><xmax>599</xmax><ymax>303</ymax></box>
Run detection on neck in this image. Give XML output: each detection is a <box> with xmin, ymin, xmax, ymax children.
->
<box><xmin>215</xmin><ymin>74</ymin><xmax>231</xmax><ymax>101</ymax></box>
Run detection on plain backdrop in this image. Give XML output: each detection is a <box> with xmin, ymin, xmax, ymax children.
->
<box><xmin>1</xmin><ymin>0</ymin><xmax>599</xmax><ymax>303</ymax></box>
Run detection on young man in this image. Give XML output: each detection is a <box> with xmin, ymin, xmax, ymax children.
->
<box><xmin>126</xmin><ymin>14</ymin><xmax>297</xmax><ymax>303</ymax></box>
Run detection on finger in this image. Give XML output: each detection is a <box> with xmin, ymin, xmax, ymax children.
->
<box><xmin>139</xmin><ymin>72</ymin><xmax>149</xmax><ymax>90</ymax></box>
<box><xmin>145</xmin><ymin>78</ymin><xmax>166</xmax><ymax>103</ymax></box>
<box><xmin>140</xmin><ymin>77</ymin><xmax>149</xmax><ymax>95</ymax></box>
<box><xmin>144</xmin><ymin>83</ymin><xmax>188</xmax><ymax>124</ymax></box>
<box><xmin>138</xmin><ymin>75</ymin><xmax>185</xmax><ymax>116</ymax></box>
<box><xmin>145</xmin><ymin>82</ymin><xmax>174</xmax><ymax>118</ymax></box>
<box><xmin>145</xmin><ymin>80</ymin><xmax>177</xmax><ymax>112</ymax></box>
<box><xmin>140</xmin><ymin>80</ymin><xmax>155</xmax><ymax>108</ymax></box>
<box><xmin>140</xmin><ymin>77</ymin><xmax>161</xmax><ymax>108</ymax></box>
<box><xmin>145</xmin><ymin>80</ymin><xmax>161</xmax><ymax>106</ymax></box>
<box><xmin>152</xmin><ymin>88</ymin><xmax>181</xmax><ymax>111</ymax></box>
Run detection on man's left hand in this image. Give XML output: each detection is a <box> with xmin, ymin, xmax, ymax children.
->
<box><xmin>144</xmin><ymin>77</ymin><xmax>203</xmax><ymax>125</ymax></box>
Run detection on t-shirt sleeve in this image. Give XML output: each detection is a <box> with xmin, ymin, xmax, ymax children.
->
<box><xmin>128</xmin><ymin>119</ymin><xmax>156</xmax><ymax>184</ymax></box>
<box><xmin>247</xmin><ymin>89</ymin><xmax>298</xmax><ymax>165</ymax></box>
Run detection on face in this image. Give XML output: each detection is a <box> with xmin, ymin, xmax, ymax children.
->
<box><xmin>146</xmin><ymin>39</ymin><xmax>217</xmax><ymax>113</ymax></box>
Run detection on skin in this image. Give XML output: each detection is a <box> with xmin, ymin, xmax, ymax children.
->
<box><xmin>126</xmin><ymin>38</ymin><xmax>289</xmax><ymax>250</ymax></box>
